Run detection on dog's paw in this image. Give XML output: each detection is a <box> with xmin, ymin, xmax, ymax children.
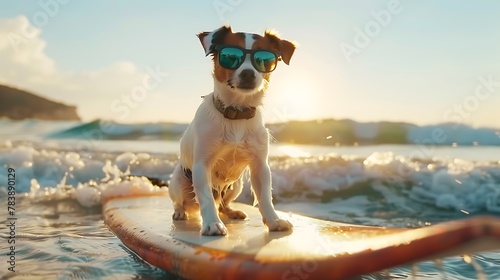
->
<box><xmin>201</xmin><ymin>221</ymin><xmax>228</xmax><ymax>236</ymax></box>
<box><xmin>223</xmin><ymin>209</ymin><xmax>247</xmax><ymax>220</ymax></box>
<box><xmin>172</xmin><ymin>208</ymin><xmax>187</xmax><ymax>220</ymax></box>
<box><xmin>264</xmin><ymin>218</ymin><xmax>293</xmax><ymax>231</ymax></box>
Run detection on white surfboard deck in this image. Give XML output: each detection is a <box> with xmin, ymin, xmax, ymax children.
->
<box><xmin>103</xmin><ymin>193</ymin><xmax>500</xmax><ymax>279</ymax></box>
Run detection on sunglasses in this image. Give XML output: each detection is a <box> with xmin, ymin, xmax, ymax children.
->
<box><xmin>214</xmin><ymin>45</ymin><xmax>281</xmax><ymax>73</ymax></box>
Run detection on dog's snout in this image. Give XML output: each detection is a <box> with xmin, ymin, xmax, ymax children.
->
<box><xmin>237</xmin><ymin>69</ymin><xmax>257</xmax><ymax>90</ymax></box>
<box><xmin>239</xmin><ymin>69</ymin><xmax>256</xmax><ymax>82</ymax></box>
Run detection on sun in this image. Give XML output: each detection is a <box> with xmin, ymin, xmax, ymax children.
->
<box><xmin>269</xmin><ymin>80</ymin><xmax>318</xmax><ymax>121</ymax></box>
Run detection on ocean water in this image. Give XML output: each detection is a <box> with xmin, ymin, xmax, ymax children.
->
<box><xmin>1</xmin><ymin>121</ymin><xmax>500</xmax><ymax>279</ymax></box>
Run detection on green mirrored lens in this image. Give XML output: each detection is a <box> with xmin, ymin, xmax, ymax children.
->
<box><xmin>253</xmin><ymin>51</ymin><xmax>277</xmax><ymax>72</ymax></box>
<box><xmin>219</xmin><ymin>48</ymin><xmax>244</xmax><ymax>69</ymax></box>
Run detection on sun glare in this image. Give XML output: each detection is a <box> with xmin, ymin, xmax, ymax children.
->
<box><xmin>269</xmin><ymin>78</ymin><xmax>320</xmax><ymax>122</ymax></box>
<box><xmin>278</xmin><ymin>145</ymin><xmax>311</xmax><ymax>158</ymax></box>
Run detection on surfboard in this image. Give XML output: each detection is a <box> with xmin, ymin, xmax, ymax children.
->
<box><xmin>103</xmin><ymin>192</ymin><xmax>500</xmax><ymax>280</ymax></box>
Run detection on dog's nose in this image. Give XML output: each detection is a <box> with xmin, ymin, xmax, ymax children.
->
<box><xmin>239</xmin><ymin>69</ymin><xmax>256</xmax><ymax>82</ymax></box>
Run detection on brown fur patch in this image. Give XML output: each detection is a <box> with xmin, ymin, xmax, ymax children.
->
<box><xmin>263</xmin><ymin>31</ymin><xmax>296</xmax><ymax>65</ymax></box>
<box><xmin>213</xmin><ymin>32</ymin><xmax>246</xmax><ymax>83</ymax></box>
<box><xmin>209</xmin><ymin>27</ymin><xmax>295</xmax><ymax>83</ymax></box>
<box><xmin>251</xmin><ymin>35</ymin><xmax>280</xmax><ymax>52</ymax></box>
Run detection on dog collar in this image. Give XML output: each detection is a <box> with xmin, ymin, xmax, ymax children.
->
<box><xmin>212</xmin><ymin>95</ymin><xmax>256</xmax><ymax>120</ymax></box>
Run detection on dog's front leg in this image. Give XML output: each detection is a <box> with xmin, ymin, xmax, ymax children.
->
<box><xmin>250</xmin><ymin>161</ymin><xmax>293</xmax><ymax>231</ymax></box>
<box><xmin>192</xmin><ymin>162</ymin><xmax>228</xmax><ymax>236</ymax></box>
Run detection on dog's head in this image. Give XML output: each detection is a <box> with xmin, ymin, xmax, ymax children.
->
<box><xmin>198</xmin><ymin>26</ymin><xmax>295</xmax><ymax>100</ymax></box>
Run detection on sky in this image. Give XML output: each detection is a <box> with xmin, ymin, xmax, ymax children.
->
<box><xmin>0</xmin><ymin>1</ymin><xmax>499</xmax><ymax>128</ymax></box>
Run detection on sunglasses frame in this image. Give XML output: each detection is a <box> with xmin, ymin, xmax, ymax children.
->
<box><xmin>214</xmin><ymin>45</ymin><xmax>281</xmax><ymax>73</ymax></box>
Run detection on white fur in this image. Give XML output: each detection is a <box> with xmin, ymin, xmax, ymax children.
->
<box><xmin>201</xmin><ymin>31</ymin><xmax>215</xmax><ymax>56</ymax></box>
<box><xmin>169</xmin><ymin>32</ymin><xmax>292</xmax><ymax>236</ymax></box>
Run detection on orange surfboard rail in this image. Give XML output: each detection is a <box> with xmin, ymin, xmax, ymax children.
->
<box><xmin>103</xmin><ymin>193</ymin><xmax>500</xmax><ymax>280</ymax></box>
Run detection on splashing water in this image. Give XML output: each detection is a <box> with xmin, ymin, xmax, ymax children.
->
<box><xmin>463</xmin><ymin>255</ymin><xmax>486</xmax><ymax>280</ymax></box>
<box><xmin>1</xmin><ymin>139</ymin><xmax>499</xmax><ymax>279</ymax></box>
<box><xmin>434</xmin><ymin>259</ymin><xmax>447</xmax><ymax>279</ymax></box>
<box><xmin>411</xmin><ymin>263</ymin><xmax>419</xmax><ymax>279</ymax></box>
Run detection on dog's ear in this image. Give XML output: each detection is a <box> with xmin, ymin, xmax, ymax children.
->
<box><xmin>277</xmin><ymin>39</ymin><xmax>296</xmax><ymax>65</ymax></box>
<box><xmin>197</xmin><ymin>25</ymin><xmax>232</xmax><ymax>56</ymax></box>
<box><xmin>264</xmin><ymin>30</ymin><xmax>296</xmax><ymax>65</ymax></box>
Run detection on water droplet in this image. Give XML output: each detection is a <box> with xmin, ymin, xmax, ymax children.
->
<box><xmin>463</xmin><ymin>254</ymin><xmax>486</xmax><ymax>280</ymax></box>
<box><xmin>411</xmin><ymin>263</ymin><xmax>419</xmax><ymax>279</ymax></box>
<box><xmin>463</xmin><ymin>254</ymin><xmax>472</xmax><ymax>264</ymax></box>
<box><xmin>380</xmin><ymin>269</ymin><xmax>390</xmax><ymax>277</ymax></box>
<box><xmin>434</xmin><ymin>259</ymin><xmax>446</xmax><ymax>279</ymax></box>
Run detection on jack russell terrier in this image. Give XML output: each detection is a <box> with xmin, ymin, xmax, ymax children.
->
<box><xmin>169</xmin><ymin>25</ymin><xmax>296</xmax><ymax>236</ymax></box>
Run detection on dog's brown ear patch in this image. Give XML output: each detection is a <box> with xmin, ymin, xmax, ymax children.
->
<box><xmin>278</xmin><ymin>39</ymin><xmax>296</xmax><ymax>65</ymax></box>
<box><xmin>198</xmin><ymin>25</ymin><xmax>232</xmax><ymax>56</ymax></box>
<box><xmin>264</xmin><ymin>30</ymin><xmax>296</xmax><ymax>65</ymax></box>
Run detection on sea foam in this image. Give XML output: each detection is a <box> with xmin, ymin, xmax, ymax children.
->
<box><xmin>1</xmin><ymin>143</ymin><xmax>499</xmax><ymax>215</ymax></box>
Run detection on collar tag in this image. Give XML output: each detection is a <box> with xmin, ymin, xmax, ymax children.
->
<box><xmin>224</xmin><ymin>107</ymin><xmax>238</xmax><ymax>119</ymax></box>
<box><xmin>213</xmin><ymin>95</ymin><xmax>256</xmax><ymax>120</ymax></box>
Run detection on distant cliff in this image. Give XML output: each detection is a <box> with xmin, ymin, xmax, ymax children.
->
<box><xmin>0</xmin><ymin>84</ymin><xmax>80</xmax><ymax>121</ymax></box>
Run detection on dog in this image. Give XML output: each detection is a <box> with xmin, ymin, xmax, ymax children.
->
<box><xmin>169</xmin><ymin>25</ymin><xmax>296</xmax><ymax>236</ymax></box>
